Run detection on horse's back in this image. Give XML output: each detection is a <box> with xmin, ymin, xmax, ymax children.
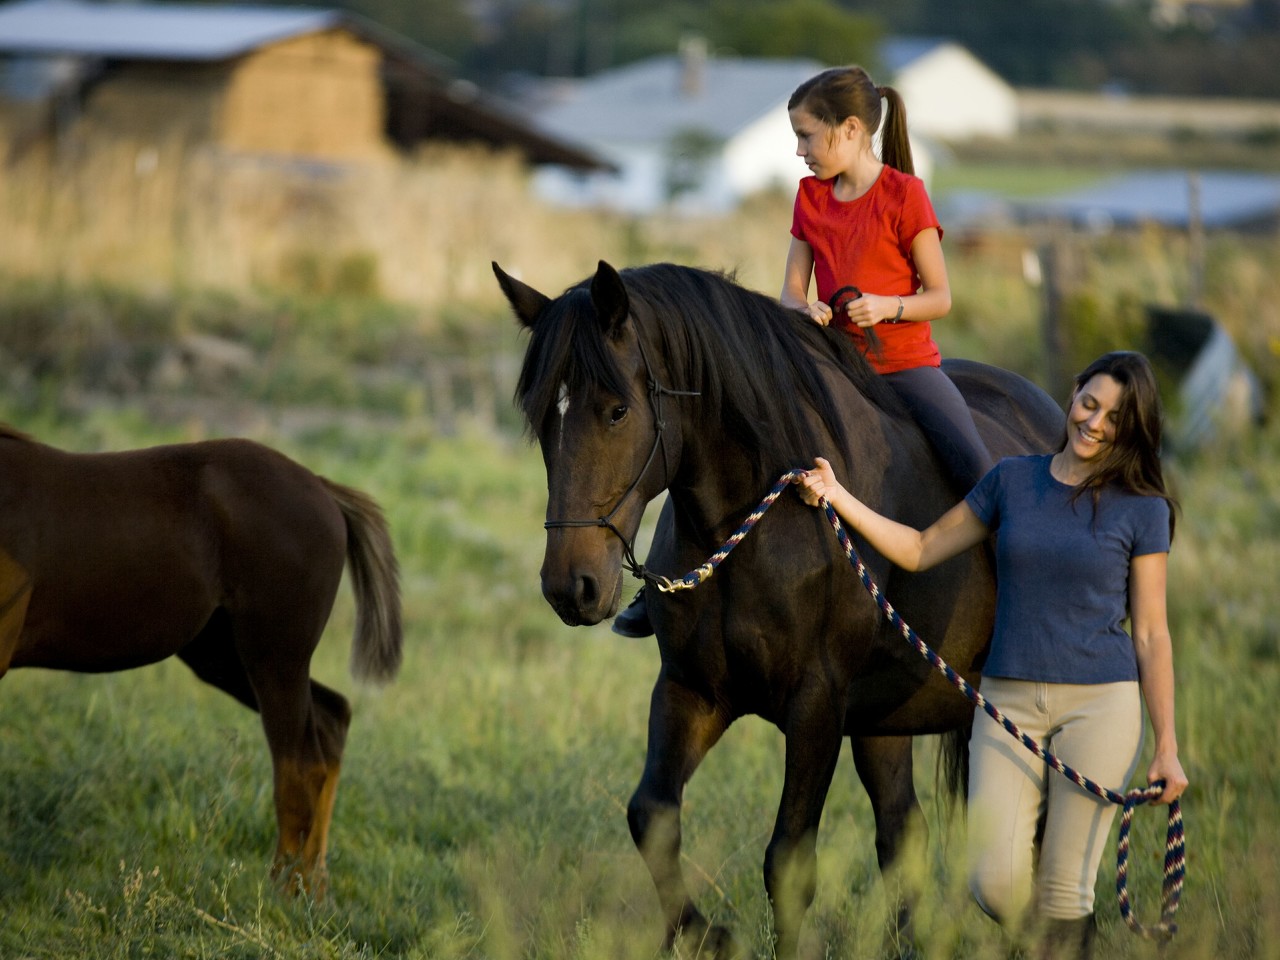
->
<box><xmin>943</xmin><ymin>358</ymin><xmax>1063</xmax><ymax>459</ymax></box>
<box><xmin>0</xmin><ymin>434</ymin><xmax>347</xmax><ymax>673</ymax></box>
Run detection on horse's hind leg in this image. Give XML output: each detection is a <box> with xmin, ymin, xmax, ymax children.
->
<box><xmin>628</xmin><ymin>670</ymin><xmax>736</xmax><ymax>958</ymax></box>
<box><xmin>852</xmin><ymin>735</ymin><xmax>926</xmax><ymax>957</ymax></box>
<box><xmin>256</xmin><ymin>670</ymin><xmax>351</xmax><ymax>898</ymax></box>
<box><xmin>179</xmin><ymin>610</ymin><xmax>350</xmax><ymax>896</ymax></box>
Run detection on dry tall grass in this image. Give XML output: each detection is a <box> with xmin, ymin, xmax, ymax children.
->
<box><xmin>1</xmin><ymin>138</ymin><xmax>637</xmax><ymax>315</ymax></box>
<box><xmin>4</xmin><ymin>135</ymin><xmax>1279</xmax><ymax>403</ymax></box>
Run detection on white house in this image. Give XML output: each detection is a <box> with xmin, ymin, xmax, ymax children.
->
<box><xmin>880</xmin><ymin>37</ymin><xmax>1017</xmax><ymax>141</ymax></box>
<box><xmin>527</xmin><ymin>37</ymin><xmax>1014</xmax><ymax>215</ymax></box>
<box><xmin>529</xmin><ymin>42</ymin><xmax>822</xmax><ymax>214</ymax></box>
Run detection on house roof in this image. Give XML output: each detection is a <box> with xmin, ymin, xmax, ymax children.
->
<box><xmin>533</xmin><ymin>55</ymin><xmax>824</xmax><ymax>144</ymax></box>
<box><xmin>878</xmin><ymin>36</ymin><xmax>951</xmax><ymax>74</ymax></box>
<box><xmin>1018</xmin><ymin>170</ymin><xmax>1280</xmax><ymax>229</ymax></box>
<box><xmin>0</xmin><ymin>0</ymin><xmax>342</xmax><ymax>60</ymax></box>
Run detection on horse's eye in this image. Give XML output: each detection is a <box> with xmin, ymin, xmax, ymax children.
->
<box><xmin>609</xmin><ymin>405</ymin><xmax>629</xmax><ymax>425</ymax></box>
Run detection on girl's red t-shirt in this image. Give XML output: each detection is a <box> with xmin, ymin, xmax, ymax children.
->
<box><xmin>790</xmin><ymin>166</ymin><xmax>943</xmax><ymax>374</ymax></box>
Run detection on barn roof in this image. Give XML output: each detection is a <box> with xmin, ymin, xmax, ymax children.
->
<box><xmin>0</xmin><ymin>0</ymin><xmax>343</xmax><ymax>60</ymax></box>
<box><xmin>0</xmin><ymin>0</ymin><xmax>611</xmax><ymax>169</ymax></box>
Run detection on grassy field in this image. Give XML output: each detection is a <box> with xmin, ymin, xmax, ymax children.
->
<box><xmin>2</xmin><ymin>159</ymin><xmax>1279</xmax><ymax>958</ymax></box>
<box><xmin>1</xmin><ymin>397</ymin><xmax>1277</xmax><ymax>960</ymax></box>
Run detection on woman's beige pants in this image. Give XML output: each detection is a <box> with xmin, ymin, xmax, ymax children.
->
<box><xmin>967</xmin><ymin>676</ymin><xmax>1144</xmax><ymax>924</ymax></box>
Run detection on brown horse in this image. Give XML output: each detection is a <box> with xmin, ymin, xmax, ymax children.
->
<box><xmin>0</xmin><ymin>425</ymin><xmax>402</xmax><ymax>896</ymax></box>
<box><xmin>496</xmin><ymin>260</ymin><xmax>1064</xmax><ymax>958</ymax></box>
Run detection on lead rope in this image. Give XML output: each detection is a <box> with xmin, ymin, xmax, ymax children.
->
<box><xmin>657</xmin><ymin>469</ymin><xmax>1185</xmax><ymax>940</ymax></box>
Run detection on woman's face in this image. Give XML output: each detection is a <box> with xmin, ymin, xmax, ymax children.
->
<box><xmin>1066</xmin><ymin>373</ymin><xmax>1125</xmax><ymax>463</ymax></box>
<box><xmin>789</xmin><ymin>107</ymin><xmax>855</xmax><ymax>180</ymax></box>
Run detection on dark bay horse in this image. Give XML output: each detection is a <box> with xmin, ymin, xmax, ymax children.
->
<box><xmin>0</xmin><ymin>425</ymin><xmax>402</xmax><ymax>896</ymax></box>
<box><xmin>495</xmin><ymin>260</ymin><xmax>1065</xmax><ymax>957</ymax></box>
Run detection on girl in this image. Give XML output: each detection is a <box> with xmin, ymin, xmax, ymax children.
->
<box><xmin>795</xmin><ymin>351</ymin><xmax>1189</xmax><ymax>959</ymax></box>
<box><xmin>611</xmin><ymin>66</ymin><xmax>988</xmax><ymax>640</ymax></box>
<box><xmin>783</xmin><ymin>65</ymin><xmax>993</xmax><ymax>493</ymax></box>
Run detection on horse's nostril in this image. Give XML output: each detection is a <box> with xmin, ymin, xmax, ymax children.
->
<box><xmin>578</xmin><ymin>574</ymin><xmax>599</xmax><ymax>608</ymax></box>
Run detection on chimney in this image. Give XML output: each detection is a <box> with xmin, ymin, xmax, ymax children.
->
<box><xmin>679</xmin><ymin>35</ymin><xmax>707</xmax><ymax>98</ymax></box>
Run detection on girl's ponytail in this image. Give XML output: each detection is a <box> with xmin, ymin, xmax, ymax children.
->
<box><xmin>877</xmin><ymin>84</ymin><xmax>914</xmax><ymax>176</ymax></box>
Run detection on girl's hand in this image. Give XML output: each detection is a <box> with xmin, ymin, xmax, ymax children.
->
<box><xmin>795</xmin><ymin>456</ymin><xmax>842</xmax><ymax>507</ymax></box>
<box><xmin>807</xmin><ymin>301</ymin><xmax>833</xmax><ymax>326</ymax></box>
<box><xmin>1146</xmin><ymin>752</ymin><xmax>1189</xmax><ymax>805</ymax></box>
<box><xmin>844</xmin><ymin>293</ymin><xmax>897</xmax><ymax>328</ymax></box>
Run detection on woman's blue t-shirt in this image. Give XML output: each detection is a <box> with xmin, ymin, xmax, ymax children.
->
<box><xmin>964</xmin><ymin>455</ymin><xmax>1170</xmax><ymax>684</ymax></box>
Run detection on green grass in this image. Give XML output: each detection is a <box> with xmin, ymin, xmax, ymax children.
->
<box><xmin>2</xmin><ymin>209</ymin><xmax>1279</xmax><ymax>958</ymax></box>
<box><xmin>931</xmin><ymin>162</ymin><xmax>1114</xmax><ymax>200</ymax></box>
<box><xmin>1</xmin><ymin>397</ymin><xmax>1277</xmax><ymax>960</ymax></box>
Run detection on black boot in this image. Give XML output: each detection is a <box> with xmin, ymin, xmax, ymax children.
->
<box><xmin>611</xmin><ymin>587</ymin><xmax>654</xmax><ymax>638</ymax></box>
<box><xmin>1037</xmin><ymin>914</ymin><xmax>1096</xmax><ymax>960</ymax></box>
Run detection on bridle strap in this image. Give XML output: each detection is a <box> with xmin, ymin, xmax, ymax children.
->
<box><xmin>543</xmin><ymin>329</ymin><xmax>699</xmax><ymax>587</ymax></box>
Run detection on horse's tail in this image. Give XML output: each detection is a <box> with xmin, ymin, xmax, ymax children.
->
<box><xmin>938</xmin><ymin>721</ymin><xmax>971</xmax><ymax>806</ymax></box>
<box><xmin>321</xmin><ymin>478</ymin><xmax>403</xmax><ymax>685</ymax></box>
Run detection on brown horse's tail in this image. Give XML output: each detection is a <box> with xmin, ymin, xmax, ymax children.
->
<box><xmin>938</xmin><ymin>721</ymin><xmax>971</xmax><ymax>806</ymax></box>
<box><xmin>321</xmin><ymin>478</ymin><xmax>403</xmax><ymax>685</ymax></box>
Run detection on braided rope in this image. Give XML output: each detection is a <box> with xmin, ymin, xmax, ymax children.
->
<box><xmin>653</xmin><ymin>473</ymin><xmax>798</xmax><ymax>593</ymax></box>
<box><xmin>656</xmin><ymin>469</ymin><xmax>1185</xmax><ymax>939</ymax></box>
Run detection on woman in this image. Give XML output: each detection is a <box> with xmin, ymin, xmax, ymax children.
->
<box><xmin>796</xmin><ymin>351</ymin><xmax>1188</xmax><ymax>959</ymax></box>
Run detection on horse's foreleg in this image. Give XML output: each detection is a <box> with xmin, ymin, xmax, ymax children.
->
<box><xmin>627</xmin><ymin>670</ymin><xmax>735</xmax><ymax>957</ymax></box>
<box><xmin>851</xmin><ymin>734</ymin><xmax>926</xmax><ymax>957</ymax></box>
<box><xmin>765</xmin><ymin>696</ymin><xmax>845</xmax><ymax>960</ymax></box>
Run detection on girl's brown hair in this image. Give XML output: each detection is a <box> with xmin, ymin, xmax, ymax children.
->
<box><xmin>787</xmin><ymin>66</ymin><xmax>914</xmax><ymax>175</ymax></box>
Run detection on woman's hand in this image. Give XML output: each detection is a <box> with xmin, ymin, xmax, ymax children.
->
<box><xmin>1147</xmin><ymin>752</ymin><xmax>1189</xmax><ymax>805</ymax></box>
<box><xmin>795</xmin><ymin>456</ymin><xmax>843</xmax><ymax>507</ymax></box>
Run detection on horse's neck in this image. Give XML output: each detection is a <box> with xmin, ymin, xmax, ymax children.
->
<box><xmin>668</xmin><ymin>438</ymin><xmax>766</xmax><ymax>541</ymax></box>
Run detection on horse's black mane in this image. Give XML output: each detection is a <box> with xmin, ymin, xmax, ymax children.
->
<box><xmin>516</xmin><ymin>263</ymin><xmax>904</xmax><ymax>483</ymax></box>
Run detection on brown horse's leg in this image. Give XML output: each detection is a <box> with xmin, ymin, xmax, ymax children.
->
<box><xmin>627</xmin><ymin>669</ymin><xmax>735</xmax><ymax>958</ymax></box>
<box><xmin>851</xmin><ymin>734</ymin><xmax>925</xmax><ymax>957</ymax></box>
<box><xmin>0</xmin><ymin>547</ymin><xmax>33</xmax><ymax>677</ymax></box>
<box><xmin>764</xmin><ymin>696</ymin><xmax>845</xmax><ymax>960</ymax></box>
<box><xmin>180</xmin><ymin>615</ymin><xmax>349</xmax><ymax>894</ymax></box>
<box><xmin>259</xmin><ymin>677</ymin><xmax>351</xmax><ymax>898</ymax></box>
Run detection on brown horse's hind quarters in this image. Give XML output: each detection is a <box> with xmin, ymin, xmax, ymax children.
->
<box><xmin>0</xmin><ymin>424</ymin><xmax>402</xmax><ymax>898</ymax></box>
<box><xmin>496</xmin><ymin>259</ymin><xmax>1064</xmax><ymax>959</ymax></box>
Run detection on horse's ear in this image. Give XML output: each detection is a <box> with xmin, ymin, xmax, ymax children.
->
<box><xmin>590</xmin><ymin>260</ymin><xmax>630</xmax><ymax>337</ymax></box>
<box><xmin>492</xmin><ymin>262</ymin><xmax>551</xmax><ymax>329</ymax></box>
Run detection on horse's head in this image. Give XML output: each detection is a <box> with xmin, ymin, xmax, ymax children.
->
<box><xmin>495</xmin><ymin>260</ymin><xmax>681</xmax><ymax>626</ymax></box>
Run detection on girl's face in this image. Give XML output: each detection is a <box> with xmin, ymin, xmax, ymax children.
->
<box><xmin>789</xmin><ymin>107</ymin><xmax>857</xmax><ymax>180</ymax></box>
<box><xmin>1065</xmin><ymin>373</ymin><xmax>1125</xmax><ymax>463</ymax></box>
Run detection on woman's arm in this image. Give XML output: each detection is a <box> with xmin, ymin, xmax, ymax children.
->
<box><xmin>1131</xmin><ymin>551</ymin><xmax>1189</xmax><ymax>804</ymax></box>
<box><xmin>840</xmin><ymin>227</ymin><xmax>953</xmax><ymax>328</ymax></box>
<box><xmin>795</xmin><ymin>456</ymin><xmax>987</xmax><ymax>571</ymax></box>
<box><xmin>781</xmin><ymin>237</ymin><xmax>833</xmax><ymax>324</ymax></box>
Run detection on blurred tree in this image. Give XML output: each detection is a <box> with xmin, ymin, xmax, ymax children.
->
<box><xmin>709</xmin><ymin>0</ymin><xmax>881</xmax><ymax>66</ymax></box>
<box><xmin>331</xmin><ymin>0</ymin><xmax>477</xmax><ymax>62</ymax></box>
<box><xmin>464</xmin><ymin>0</ymin><xmax>881</xmax><ymax>80</ymax></box>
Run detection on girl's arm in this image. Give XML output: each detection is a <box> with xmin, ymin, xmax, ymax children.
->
<box><xmin>842</xmin><ymin>227</ymin><xmax>953</xmax><ymax>328</ymax></box>
<box><xmin>781</xmin><ymin>237</ymin><xmax>833</xmax><ymax>324</ymax></box>
<box><xmin>1130</xmin><ymin>551</ymin><xmax>1189</xmax><ymax>804</ymax></box>
<box><xmin>795</xmin><ymin>456</ymin><xmax>987</xmax><ymax>571</ymax></box>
